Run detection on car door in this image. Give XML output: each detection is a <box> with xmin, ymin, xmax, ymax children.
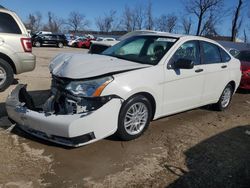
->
<box><xmin>42</xmin><ymin>34</ymin><xmax>51</xmax><ymax>45</ymax></box>
<box><xmin>163</xmin><ymin>40</ymin><xmax>205</xmax><ymax>115</ymax></box>
<box><xmin>50</xmin><ymin>35</ymin><xmax>58</xmax><ymax>45</ymax></box>
<box><xmin>199</xmin><ymin>41</ymin><xmax>231</xmax><ymax>104</ymax></box>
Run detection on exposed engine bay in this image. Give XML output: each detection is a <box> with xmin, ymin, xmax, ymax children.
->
<box><xmin>19</xmin><ymin>76</ymin><xmax>121</xmax><ymax>116</ymax></box>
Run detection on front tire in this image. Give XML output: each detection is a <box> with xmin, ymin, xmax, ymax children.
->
<box><xmin>213</xmin><ymin>84</ymin><xmax>233</xmax><ymax>111</ymax></box>
<box><xmin>116</xmin><ymin>95</ymin><xmax>152</xmax><ymax>141</ymax></box>
<box><xmin>0</xmin><ymin>59</ymin><xmax>14</xmax><ymax>92</ymax></box>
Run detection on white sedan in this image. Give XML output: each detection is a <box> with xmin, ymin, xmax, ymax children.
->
<box><xmin>6</xmin><ymin>31</ymin><xmax>241</xmax><ymax>147</ymax></box>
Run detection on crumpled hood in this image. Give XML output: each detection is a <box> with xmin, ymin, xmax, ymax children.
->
<box><xmin>49</xmin><ymin>53</ymin><xmax>151</xmax><ymax>79</ymax></box>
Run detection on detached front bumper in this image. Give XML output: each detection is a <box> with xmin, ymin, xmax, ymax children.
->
<box><xmin>6</xmin><ymin>85</ymin><xmax>122</xmax><ymax>147</ymax></box>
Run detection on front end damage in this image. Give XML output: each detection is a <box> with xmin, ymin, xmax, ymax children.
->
<box><xmin>6</xmin><ymin>80</ymin><xmax>123</xmax><ymax>147</ymax></box>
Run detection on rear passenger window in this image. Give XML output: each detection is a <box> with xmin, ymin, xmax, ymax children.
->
<box><xmin>0</xmin><ymin>12</ymin><xmax>21</xmax><ymax>34</ymax></box>
<box><xmin>201</xmin><ymin>42</ymin><xmax>221</xmax><ymax>64</ymax></box>
<box><xmin>220</xmin><ymin>48</ymin><xmax>231</xmax><ymax>62</ymax></box>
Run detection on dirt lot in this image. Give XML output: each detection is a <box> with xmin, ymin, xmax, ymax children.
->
<box><xmin>0</xmin><ymin>47</ymin><xmax>250</xmax><ymax>188</ymax></box>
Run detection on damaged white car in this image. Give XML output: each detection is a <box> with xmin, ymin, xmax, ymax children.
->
<box><xmin>6</xmin><ymin>32</ymin><xmax>241</xmax><ymax>147</ymax></box>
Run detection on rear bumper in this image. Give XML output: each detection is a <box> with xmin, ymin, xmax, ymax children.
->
<box><xmin>6</xmin><ymin>84</ymin><xmax>122</xmax><ymax>147</ymax></box>
<box><xmin>14</xmin><ymin>52</ymin><xmax>36</xmax><ymax>74</ymax></box>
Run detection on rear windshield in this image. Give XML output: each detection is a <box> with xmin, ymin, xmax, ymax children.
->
<box><xmin>102</xmin><ymin>35</ymin><xmax>177</xmax><ymax>65</ymax></box>
<box><xmin>237</xmin><ymin>51</ymin><xmax>250</xmax><ymax>62</ymax></box>
<box><xmin>0</xmin><ymin>12</ymin><xmax>22</xmax><ymax>34</ymax></box>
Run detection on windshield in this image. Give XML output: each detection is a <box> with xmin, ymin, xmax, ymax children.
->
<box><xmin>102</xmin><ymin>35</ymin><xmax>177</xmax><ymax>65</ymax></box>
<box><xmin>237</xmin><ymin>51</ymin><xmax>250</xmax><ymax>62</ymax></box>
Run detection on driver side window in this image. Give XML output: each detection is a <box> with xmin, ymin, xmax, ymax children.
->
<box><xmin>172</xmin><ymin>41</ymin><xmax>200</xmax><ymax>65</ymax></box>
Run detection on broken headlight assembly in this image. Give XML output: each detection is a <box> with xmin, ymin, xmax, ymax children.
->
<box><xmin>65</xmin><ymin>76</ymin><xmax>113</xmax><ymax>97</ymax></box>
<box><xmin>43</xmin><ymin>76</ymin><xmax>119</xmax><ymax>115</ymax></box>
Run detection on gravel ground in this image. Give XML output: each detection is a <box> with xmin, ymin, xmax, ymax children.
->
<box><xmin>0</xmin><ymin>47</ymin><xmax>249</xmax><ymax>188</ymax></box>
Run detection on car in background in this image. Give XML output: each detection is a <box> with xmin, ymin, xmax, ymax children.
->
<box><xmin>89</xmin><ymin>30</ymin><xmax>157</xmax><ymax>54</ymax></box>
<box><xmin>68</xmin><ymin>37</ymin><xmax>86</xmax><ymax>47</ymax></box>
<box><xmin>35</xmin><ymin>31</ymin><xmax>52</xmax><ymax>35</ymax></box>
<box><xmin>96</xmin><ymin>37</ymin><xmax>116</xmax><ymax>42</ymax></box>
<box><xmin>0</xmin><ymin>7</ymin><xmax>35</xmax><ymax>91</ymax></box>
<box><xmin>77</xmin><ymin>38</ymin><xmax>95</xmax><ymax>48</ymax></box>
<box><xmin>89</xmin><ymin>40</ymin><xmax>118</xmax><ymax>54</ymax></box>
<box><xmin>6</xmin><ymin>32</ymin><xmax>241</xmax><ymax>147</ymax></box>
<box><xmin>236</xmin><ymin>50</ymin><xmax>250</xmax><ymax>90</ymax></box>
<box><xmin>32</xmin><ymin>34</ymin><xmax>67</xmax><ymax>48</ymax></box>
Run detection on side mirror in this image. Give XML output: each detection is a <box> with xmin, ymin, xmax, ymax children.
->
<box><xmin>173</xmin><ymin>58</ymin><xmax>194</xmax><ymax>69</ymax></box>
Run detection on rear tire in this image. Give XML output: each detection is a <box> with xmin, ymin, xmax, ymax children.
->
<box><xmin>58</xmin><ymin>42</ymin><xmax>64</xmax><ymax>48</ymax></box>
<box><xmin>0</xmin><ymin>59</ymin><xmax>14</xmax><ymax>92</ymax></box>
<box><xmin>34</xmin><ymin>41</ymin><xmax>41</xmax><ymax>47</ymax></box>
<box><xmin>212</xmin><ymin>84</ymin><xmax>233</xmax><ymax>111</ymax></box>
<box><xmin>116</xmin><ymin>95</ymin><xmax>152</xmax><ymax>141</ymax></box>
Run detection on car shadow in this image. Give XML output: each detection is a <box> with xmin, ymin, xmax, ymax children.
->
<box><xmin>167</xmin><ymin>125</ymin><xmax>250</xmax><ymax>188</ymax></box>
<box><xmin>12</xmin><ymin>78</ymin><xmax>19</xmax><ymax>85</ymax></box>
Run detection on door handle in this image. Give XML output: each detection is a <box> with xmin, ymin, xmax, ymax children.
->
<box><xmin>195</xmin><ymin>69</ymin><xmax>203</xmax><ymax>73</ymax></box>
<box><xmin>221</xmin><ymin>65</ymin><xmax>227</xmax><ymax>69</ymax></box>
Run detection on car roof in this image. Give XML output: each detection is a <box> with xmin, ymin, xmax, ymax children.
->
<box><xmin>121</xmin><ymin>30</ymin><xmax>216</xmax><ymax>43</ymax></box>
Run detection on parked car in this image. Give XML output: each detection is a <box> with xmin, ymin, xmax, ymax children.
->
<box><xmin>89</xmin><ymin>40</ymin><xmax>118</xmax><ymax>54</ymax></box>
<box><xmin>35</xmin><ymin>31</ymin><xmax>52</xmax><ymax>35</ymax></box>
<box><xmin>96</xmin><ymin>37</ymin><xmax>116</xmax><ymax>41</ymax></box>
<box><xmin>32</xmin><ymin>34</ymin><xmax>67</xmax><ymax>48</ymax></box>
<box><xmin>6</xmin><ymin>32</ymin><xmax>241</xmax><ymax>147</ymax></box>
<box><xmin>68</xmin><ymin>37</ymin><xmax>86</xmax><ymax>47</ymax></box>
<box><xmin>0</xmin><ymin>7</ymin><xmax>35</xmax><ymax>91</ymax></box>
<box><xmin>77</xmin><ymin>38</ymin><xmax>94</xmax><ymax>48</ymax></box>
<box><xmin>236</xmin><ymin>50</ymin><xmax>250</xmax><ymax>89</ymax></box>
<box><xmin>89</xmin><ymin>30</ymin><xmax>154</xmax><ymax>54</ymax></box>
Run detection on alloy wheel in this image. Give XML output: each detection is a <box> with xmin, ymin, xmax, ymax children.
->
<box><xmin>124</xmin><ymin>102</ymin><xmax>149</xmax><ymax>135</ymax></box>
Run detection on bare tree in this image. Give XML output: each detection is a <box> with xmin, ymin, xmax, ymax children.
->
<box><xmin>155</xmin><ymin>14</ymin><xmax>178</xmax><ymax>33</ymax></box>
<box><xmin>200</xmin><ymin>12</ymin><xmax>219</xmax><ymax>36</ymax></box>
<box><xmin>43</xmin><ymin>11</ymin><xmax>64</xmax><ymax>33</ymax></box>
<box><xmin>121</xmin><ymin>4</ymin><xmax>146</xmax><ymax>31</ymax></box>
<box><xmin>166</xmin><ymin>14</ymin><xmax>178</xmax><ymax>33</ymax></box>
<box><xmin>122</xmin><ymin>6</ymin><xmax>133</xmax><ymax>31</ymax></box>
<box><xmin>231</xmin><ymin>0</ymin><xmax>244</xmax><ymax>42</ymax></box>
<box><xmin>25</xmin><ymin>12</ymin><xmax>42</xmax><ymax>32</ymax></box>
<box><xmin>243</xmin><ymin>29</ymin><xmax>247</xmax><ymax>42</ymax></box>
<box><xmin>134</xmin><ymin>4</ymin><xmax>145</xmax><ymax>30</ymax></box>
<box><xmin>185</xmin><ymin>0</ymin><xmax>223</xmax><ymax>36</ymax></box>
<box><xmin>67</xmin><ymin>11</ymin><xmax>89</xmax><ymax>33</ymax></box>
<box><xmin>155</xmin><ymin>15</ymin><xmax>168</xmax><ymax>32</ymax></box>
<box><xmin>145</xmin><ymin>0</ymin><xmax>154</xmax><ymax>30</ymax></box>
<box><xmin>95</xmin><ymin>10</ymin><xmax>117</xmax><ymax>32</ymax></box>
<box><xmin>182</xmin><ymin>17</ymin><xmax>192</xmax><ymax>34</ymax></box>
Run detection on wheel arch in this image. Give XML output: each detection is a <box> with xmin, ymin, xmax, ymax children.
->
<box><xmin>124</xmin><ymin>92</ymin><xmax>156</xmax><ymax>120</ymax></box>
<box><xmin>0</xmin><ymin>52</ymin><xmax>16</xmax><ymax>74</ymax></box>
<box><xmin>228</xmin><ymin>80</ymin><xmax>236</xmax><ymax>93</ymax></box>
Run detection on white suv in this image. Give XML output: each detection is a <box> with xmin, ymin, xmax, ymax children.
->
<box><xmin>0</xmin><ymin>7</ymin><xmax>36</xmax><ymax>91</ymax></box>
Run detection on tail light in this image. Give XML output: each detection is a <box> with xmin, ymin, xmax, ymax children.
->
<box><xmin>21</xmin><ymin>38</ymin><xmax>32</xmax><ymax>52</ymax></box>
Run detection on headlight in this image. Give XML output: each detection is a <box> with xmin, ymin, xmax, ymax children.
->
<box><xmin>65</xmin><ymin>76</ymin><xmax>113</xmax><ymax>97</ymax></box>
